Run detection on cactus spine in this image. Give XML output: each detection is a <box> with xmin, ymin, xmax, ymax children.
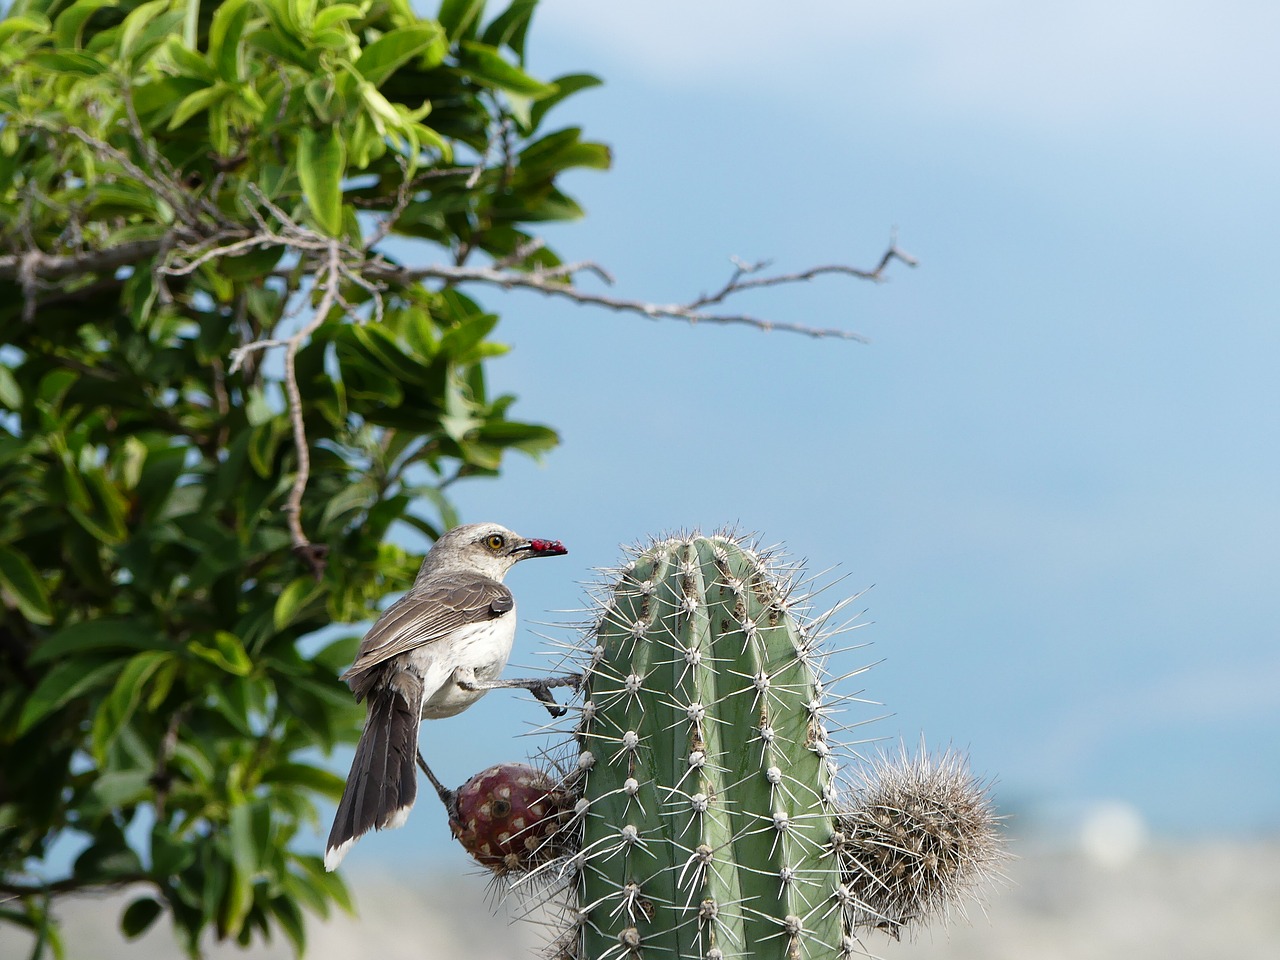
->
<box><xmin>569</xmin><ymin>533</ymin><xmax>849</xmax><ymax>959</ymax></box>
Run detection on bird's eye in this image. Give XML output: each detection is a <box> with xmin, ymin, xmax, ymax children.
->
<box><xmin>485</xmin><ymin>534</ymin><xmax>505</xmax><ymax>551</ymax></box>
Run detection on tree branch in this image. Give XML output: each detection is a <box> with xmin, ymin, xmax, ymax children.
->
<box><xmin>0</xmin><ymin>874</ymin><xmax>150</xmax><ymax>897</ymax></box>
<box><xmin>0</xmin><ymin>239</ymin><xmax>169</xmax><ymax>283</ymax></box>
<box><xmin>370</xmin><ymin>241</ymin><xmax>916</xmax><ymax>341</ymax></box>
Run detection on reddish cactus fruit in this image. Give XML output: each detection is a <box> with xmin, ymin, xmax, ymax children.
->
<box><xmin>450</xmin><ymin>762</ymin><xmax>573</xmax><ymax>875</ymax></box>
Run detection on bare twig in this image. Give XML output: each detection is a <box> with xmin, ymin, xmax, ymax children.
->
<box><xmin>282</xmin><ymin>240</ymin><xmax>342</xmax><ymax>575</ymax></box>
<box><xmin>0</xmin><ymin>874</ymin><xmax>150</xmax><ymax>897</ymax></box>
<box><xmin>0</xmin><ymin>238</ymin><xmax>170</xmax><ymax>282</ymax></box>
<box><xmin>688</xmin><ymin>248</ymin><xmax>917</xmax><ymax>310</ymax></box>
<box><xmin>491</xmin><ymin>236</ymin><xmax>547</xmax><ymax>271</ymax></box>
<box><xmin>363</xmin><ymin>155</ymin><xmax>414</xmax><ymax>252</ymax></box>
<box><xmin>370</xmin><ymin>243</ymin><xmax>916</xmax><ymax>340</ymax></box>
<box><xmin>5</xmin><ymin>206</ymin><xmax>910</xmax><ymax>344</ymax></box>
<box><xmin>150</xmin><ymin>704</ymin><xmax>191</xmax><ymax>818</ymax></box>
<box><xmin>63</xmin><ymin>125</ymin><xmax>193</xmax><ymax>219</ymax></box>
<box><xmin>466</xmin><ymin>115</ymin><xmax>510</xmax><ymax>191</ymax></box>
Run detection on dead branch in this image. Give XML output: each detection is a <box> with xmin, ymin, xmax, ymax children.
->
<box><xmin>281</xmin><ymin>239</ymin><xmax>341</xmax><ymax>577</ymax></box>
<box><xmin>372</xmin><ymin>243</ymin><xmax>916</xmax><ymax>341</ymax></box>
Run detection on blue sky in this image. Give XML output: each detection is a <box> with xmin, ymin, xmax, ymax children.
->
<box><xmin>340</xmin><ymin>0</ymin><xmax>1280</xmax><ymax>865</ymax></box>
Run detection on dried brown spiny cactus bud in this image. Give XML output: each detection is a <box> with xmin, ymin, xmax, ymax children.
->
<box><xmin>835</xmin><ymin>747</ymin><xmax>1005</xmax><ymax>938</ymax></box>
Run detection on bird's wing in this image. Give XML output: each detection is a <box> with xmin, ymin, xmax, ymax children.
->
<box><xmin>341</xmin><ymin>575</ymin><xmax>514</xmax><ymax>680</ymax></box>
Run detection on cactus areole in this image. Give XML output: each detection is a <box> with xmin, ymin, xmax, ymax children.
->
<box><xmin>570</xmin><ymin>534</ymin><xmax>846</xmax><ymax>959</ymax></box>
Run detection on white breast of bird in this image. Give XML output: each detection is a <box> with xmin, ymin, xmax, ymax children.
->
<box><xmin>414</xmin><ymin>612</ymin><xmax>518</xmax><ymax>719</ymax></box>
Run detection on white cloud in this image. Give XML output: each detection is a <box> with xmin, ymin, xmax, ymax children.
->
<box><xmin>537</xmin><ymin>0</ymin><xmax>1280</xmax><ymax>142</ymax></box>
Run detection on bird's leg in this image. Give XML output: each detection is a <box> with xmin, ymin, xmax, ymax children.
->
<box><xmin>417</xmin><ymin>751</ymin><xmax>457</xmax><ymax>816</ymax></box>
<box><xmin>452</xmin><ymin>667</ymin><xmax>584</xmax><ymax>718</ymax></box>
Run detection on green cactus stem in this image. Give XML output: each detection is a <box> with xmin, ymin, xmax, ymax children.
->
<box><xmin>566</xmin><ymin>533</ymin><xmax>855</xmax><ymax>959</ymax></box>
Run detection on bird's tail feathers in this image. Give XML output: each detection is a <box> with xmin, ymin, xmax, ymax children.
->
<box><xmin>325</xmin><ymin>672</ymin><xmax>422</xmax><ymax>871</ymax></box>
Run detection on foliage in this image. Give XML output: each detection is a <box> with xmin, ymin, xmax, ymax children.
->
<box><xmin>0</xmin><ymin>0</ymin><xmax>604</xmax><ymax>954</ymax></box>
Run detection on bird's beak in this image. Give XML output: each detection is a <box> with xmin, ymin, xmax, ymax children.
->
<box><xmin>515</xmin><ymin>537</ymin><xmax>568</xmax><ymax>559</ymax></box>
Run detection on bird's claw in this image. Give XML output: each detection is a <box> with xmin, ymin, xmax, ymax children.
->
<box><xmin>530</xmin><ymin>682</ymin><xmax>568</xmax><ymax>718</ymax></box>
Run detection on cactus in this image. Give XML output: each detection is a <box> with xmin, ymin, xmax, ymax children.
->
<box><xmin>452</xmin><ymin>531</ymin><xmax>1003</xmax><ymax>959</ymax></box>
<box><xmin>563</xmin><ymin>532</ymin><xmax>849</xmax><ymax>959</ymax></box>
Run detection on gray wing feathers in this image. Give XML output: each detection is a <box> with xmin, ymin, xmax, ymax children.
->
<box><xmin>341</xmin><ymin>575</ymin><xmax>513</xmax><ymax>682</ymax></box>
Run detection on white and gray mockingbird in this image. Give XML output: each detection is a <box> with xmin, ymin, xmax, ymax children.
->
<box><xmin>324</xmin><ymin>522</ymin><xmax>569</xmax><ymax>871</ymax></box>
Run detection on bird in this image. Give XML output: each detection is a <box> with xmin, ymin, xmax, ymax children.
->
<box><xmin>324</xmin><ymin>521</ymin><xmax>568</xmax><ymax>871</ymax></box>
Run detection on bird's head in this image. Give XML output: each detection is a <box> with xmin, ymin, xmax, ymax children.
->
<box><xmin>417</xmin><ymin>522</ymin><xmax>568</xmax><ymax>581</ymax></box>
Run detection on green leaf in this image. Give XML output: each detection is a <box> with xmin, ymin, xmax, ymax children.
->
<box><xmin>29</xmin><ymin>620</ymin><xmax>168</xmax><ymax>665</ymax></box>
<box><xmin>245</xmin><ymin>26</ymin><xmax>310</xmax><ymax>67</ymax></box>
<box><xmin>436</xmin><ymin>0</ymin><xmax>485</xmax><ymax>41</ymax></box>
<box><xmin>482</xmin><ymin>0</ymin><xmax>537</xmax><ymax>61</ymax></box>
<box><xmin>520</xmin><ymin>127</ymin><xmax>612</xmax><ymax>174</ymax></box>
<box><xmin>147</xmin><ymin>656</ymin><xmax>179</xmax><ymax>711</ymax></box>
<box><xmin>151</xmin><ymin>823</ymin><xmax>198</xmax><ymax>877</ymax></box>
<box><xmin>117</xmin><ymin>0</ymin><xmax>171</xmax><ymax>62</ymax></box>
<box><xmin>54</xmin><ymin>0</ymin><xmax>116</xmax><ymax>49</ymax></box>
<box><xmin>458</xmin><ymin>41</ymin><xmax>556</xmax><ymax>97</ymax></box>
<box><xmin>270</xmin><ymin>894</ymin><xmax>306</xmax><ymax>953</ymax></box>
<box><xmin>261</xmin><ymin>762</ymin><xmax>345</xmax><ymax>798</ymax></box>
<box><xmin>0</xmin><ymin>13</ymin><xmax>50</xmax><ymax>45</ymax></box>
<box><xmin>92</xmin><ymin>769</ymin><xmax>153</xmax><ymax>807</ymax></box>
<box><xmin>318</xmin><ymin>478</ymin><xmax>376</xmax><ymax>535</ymax></box>
<box><xmin>209</xmin><ymin>0</ymin><xmax>254</xmax><ymax>82</ymax></box>
<box><xmin>273</xmin><ymin>578</ymin><xmax>325</xmax><ymax>631</ymax></box>
<box><xmin>73</xmin><ymin>831</ymin><xmax>144</xmax><ymax>883</ymax></box>
<box><xmin>439</xmin><ymin>311</ymin><xmax>499</xmax><ymax>360</ymax></box>
<box><xmin>224</xmin><ymin>802</ymin><xmax>259</xmax><ymax>935</ymax></box>
<box><xmin>91</xmin><ymin>650</ymin><xmax>171</xmax><ymax>763</ymax></box>
<box><xmin>161</xmin><ymin>35</ymin><xmax>217</xmax><ymax>81</ymax></box>
<box><xmin>0</xmin><ymin>545</ymin><xmax>52</xmax><ymax>625</ymax></box>
<box><xmin>68</xmin><ymin>467</ymin><xmax>128</xmax><ymax>545</ymax></box>
<box><xmin>294</xmin><ymin>855</ymin><xmax>354</xmax><ymax>912</ymax></box>
<box><xmin>477</xmin><ymin>419</ymin><xmax>559</xmax><ymax>458</ymax></box>
<box><xmin>349</xmin><ymin>323</ymin><xmax>433</xmax><ymax>385</ymax></box>
<box><xmin>247</xmin><ymin>420</ymin><xmax>285</xmax><ymax>478</ymax></box>
<box><xmin>220</xmin><ymin>243</ymin><xmax>285</xmax><ymax>280</ymax></box>
<box><xmin>189</xmin><ymin>631</ymin><xmax>253</xmax><ymax>676</ymax></box>
<box><xmin>134</xmin><ymin>443</ymin><xmax>187</xmax><ymax>521</ymax></box>
<box><xmin>314</xmin><ymin>3</ymin><xmax>362</xmax><ymax>31</ymax></box>
<box><xmin>122</xmin><ymin>8</ymin><xmax>186</xmax><ymax>67</ymax></box>
<box><xmin>121</xmin><ymin>897</ymin><xmax>163</xmax><ymax>940</ymax></box>
<box><xmin>311</xmin><ymin>634</ymin><xmax>359</xmax><ymax>673</ymax></box>
<box><xmin>228</xmin><ymin>801</ymin><xmax>259</xmax><ymax>876</ymax></box>
<box><xmin>168</xmin><ymin>82</ymin><xmax>229</xmax><ymax>130</ymax></box>
<box><xmin>28</xmin><ymin>50</ymin><xmax>106</xmax><ymax>75</ymax></box>
<box><xmin>356</xmin><ymin>23</ymin><xmax>445</xmax><ymax>87</ymax></box>
<box><xmin>18</xmin><ymin>658</ymin><xmax>122</xmax><ymax>736</ymax></box>
<box><xmin>297</xmin><ymin>125</ymin><xmax>346</xmax><ymax>236</ymax></box>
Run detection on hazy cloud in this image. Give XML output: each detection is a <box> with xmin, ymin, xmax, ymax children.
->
<box><xmin>538</xmin><ymin>1</ymin><xmax>1280</xmax><ymax>142</ymax></box>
